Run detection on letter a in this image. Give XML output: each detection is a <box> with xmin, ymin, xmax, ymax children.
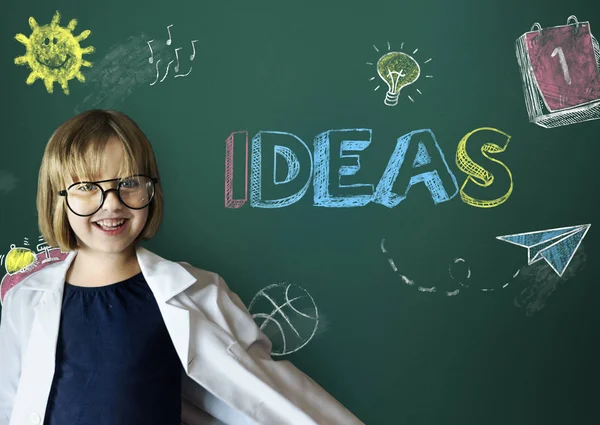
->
<box><xmin>373</xmin><ymin>129</ymin><xmax>459</xmax><ymax>208</ymax></box>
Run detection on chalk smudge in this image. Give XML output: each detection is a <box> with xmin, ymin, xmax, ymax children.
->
<box><xmin>513</xmin><ymin>244</ymin><xmax>587</xmax><ymax>316</ymax></box>
<box><xmin>74</xmin><ymin>33</ymin><xmax>167</xmax><ymax>113</ymax></box>
<box><xmin>0</xmin><ymin>170</ymin><xmax>18</xmax><ymax>194</ymax></box>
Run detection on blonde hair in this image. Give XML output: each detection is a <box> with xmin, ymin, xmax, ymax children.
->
<box><xmin>37</xmin><ymin>109</ymin><xmax>164</xmax><ymax>252</ymax></box>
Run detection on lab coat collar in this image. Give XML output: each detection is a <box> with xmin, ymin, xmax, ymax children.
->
<box><xmin>18</xmin><ymin>244</ymin><xmax>198</xmax><ymax>304</ymax></box>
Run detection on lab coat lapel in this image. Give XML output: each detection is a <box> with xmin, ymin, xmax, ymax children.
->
<box><xmin>135</xmin><ymin>245</ymin><xmax>198</xmax><ymax>374</ymax></box>
<box><xmin>14</xmin><ymin>250</ymin><xmax>76</xmax><ymax>415</ymax></box>
<box><xmin>20</xmin><ymin>250</ymin><xmax>75</xmax><ymax>366</ymax></box>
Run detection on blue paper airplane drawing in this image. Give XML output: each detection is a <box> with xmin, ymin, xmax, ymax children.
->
<box><xmin>496</xmin><ymin>224</ymin><xmax>591</xmax><ymax>277</ymax></box>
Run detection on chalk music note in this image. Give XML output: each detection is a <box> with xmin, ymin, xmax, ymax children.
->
<box><xmin>166</xmin><ymin>24</ymin><xmax>173</xmax><ymax>46</ymax></box>
<box><xmin>190</xmin><ymin>40</ymin><xmax>198</xmax><ymax>61</ymax></box>
<box><xmin>147</xmin><ymin>39</ymin><xmax>155</xmax><ymax>64</ymax></box>
<box><xmin>174</xmin><ymin>67</ymin><xmax>192</xmax><ymax>78</ymax></box>
<box><xmin>160</xmin><ymin>60</ymin><xmax>174</xmax><ymax>83</ymax></box>
<box><xmin>174</xmin><ymin>47</ymin><xmax>181</xmax><ymax>73</ymax></box>
<box><xmin>150</xmin><ymin>59</ymin><xmax>161</xmax><ymax>86</ymax></box>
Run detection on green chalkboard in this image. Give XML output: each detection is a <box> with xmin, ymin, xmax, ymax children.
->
<box><xmin>1</xmin><ymin>0</ymin><xmax>600</xmax><ymax>423</ymax></box>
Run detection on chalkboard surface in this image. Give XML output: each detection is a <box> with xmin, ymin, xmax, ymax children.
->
<box><xmin>1</xmin><ymin>0</ymin><xmax>599</xmax><ymax>423</ymax></box>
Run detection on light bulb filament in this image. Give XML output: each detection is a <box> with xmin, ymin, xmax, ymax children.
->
<box><xmin>387</xmin><ymin>69</ymin><xmax>406</xmax><ymax>93</ymax></box>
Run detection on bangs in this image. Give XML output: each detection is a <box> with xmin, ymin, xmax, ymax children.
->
<box><xmin>63</xmin><ymin>137</ymin><xmax>142</xmax><ymax>185</ymax></box>
<box><xmin>47</xmin><ymin>116</ymin><xmax>145</xmax><ymax>188</ymax></box>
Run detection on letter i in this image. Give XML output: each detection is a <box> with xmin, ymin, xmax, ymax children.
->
<box><xmin>224</xmin><ymin>131</ymin><xmax>248</xmax><ymax>208</ymax></box>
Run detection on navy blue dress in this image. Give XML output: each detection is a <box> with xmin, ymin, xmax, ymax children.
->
<box><xmin>43</xmin><ymin>272</ymin><xmax>183</xmax><ymax>425</ymax></box>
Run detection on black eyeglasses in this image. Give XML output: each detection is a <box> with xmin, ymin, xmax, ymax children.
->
<box><xmin>58</xmin><ymin>174</ymin><xmax>159</xmax><ymax>217</ymax></box>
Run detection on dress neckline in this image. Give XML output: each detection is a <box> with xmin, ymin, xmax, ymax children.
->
<box><xmin>65</xmin><ymin>271</ymin><xmax>144</xmax><ymax>292</ymax></box>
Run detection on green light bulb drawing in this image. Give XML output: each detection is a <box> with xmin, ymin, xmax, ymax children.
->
<box><xmin>377</xmin><ymin>51</ymin><xmax>420</xmax><ymax>106</ymax></box>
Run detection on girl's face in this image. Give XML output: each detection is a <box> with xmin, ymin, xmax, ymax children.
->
<box><xmin>65</xmin><ymin>137</ymin><xmax>149</xmax><ymax>256</ymax></box>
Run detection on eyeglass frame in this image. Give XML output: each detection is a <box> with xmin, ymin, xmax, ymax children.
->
<box><xmin>58</xmin><ymin>174</ymin><xmax>159</xmax><ymax>217</ymax></box>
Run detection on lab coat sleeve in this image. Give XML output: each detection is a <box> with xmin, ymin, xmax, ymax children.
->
<box><xmin>0</xmin><ymin>289</ymin><xmax>21</xmax><ymax>425</ymax></box>
<box><xmin>181</xmin><ymin>394</ymin><xmax>228</xmax><ymax>425</ymax></box>
<box><xmin>215</xmin><ymin>275</ymin><xmax>365</xmax><ymax>425</ymax></box>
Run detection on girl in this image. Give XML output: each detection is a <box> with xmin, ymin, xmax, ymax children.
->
<box><xmin>0</xmin><ymin>110</ymin><xmax>364</xmax><ymax>425</ymax></box>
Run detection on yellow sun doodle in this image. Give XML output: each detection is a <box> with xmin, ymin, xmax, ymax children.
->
<box><xmin>14</xmin><ymin>11</ymin><xmax>95</xmax><ymax>95</ymax></box>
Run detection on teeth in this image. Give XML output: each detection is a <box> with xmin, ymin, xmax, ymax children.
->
<box><xmin>96</xmin><ymin>219</ymin><xmax>125</xmax><ymax>227</ymax></box>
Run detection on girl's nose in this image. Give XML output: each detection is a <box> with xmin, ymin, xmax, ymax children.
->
<box><xmin>103</xmin><ymin>189</ymin><xmax>124</xmax><ymax>210</ymax></box>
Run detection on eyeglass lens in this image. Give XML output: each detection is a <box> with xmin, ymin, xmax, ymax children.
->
<box><xmin>66</xmin><ymin>176</ymin><xmax>154</xmax><ymax>215</ymax></box>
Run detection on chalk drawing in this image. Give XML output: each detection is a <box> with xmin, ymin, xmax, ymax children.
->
<box><xmin>225</xmin><ymin>127</ymin><xmax>514</xmax><ymax>210</ymax></box>
<box><xmin>224</xmin><ymin>131</ymin><xmax>249</xmax><ymax>208</ymax></box>
<box><xmin>147</xmin><ymin>25</ymin><xmax>197</xmax><ymax>85</ymax></box>
<box><xmin>381</xmin><ymin>234</ymin><xmax>587</xmax><ymax>314</ymax></box>
<box><xmin>367</xmin><ymin>41</ymin><xmax>432</xmax><ymax>106</ymax></box>
<box><xmin>174</xmin><ymin>66</ymin><xmax>193</xmax><ymax>78</ymax></box>
<box><xmin>313</xmin><ymin>129</ymin><xmax>375</xmax><ymax>207</ymax></box>
<box><xmin>147</xmin><ymin>40</ymin><xmax>155</xmax><ymax>63</ymax></box>
<box><xmin>455</xmin><ymin>127</ymin><xmax>513</xmax><ymax>208</ymax></box>
<box><xmin>448</xmin><ymin>258</ymin><xmax>471</xmax><ymax>288</ymax></box>
<box><xmin>515</xmin><ymin>15</ymin><xmax>600</xmax><ymax>127</ymax></box>
<box><xmin>248</xmin><ymin>282</ymin><xmax>319</xmax><ymax>356</ymax></box>
<box><xmin>190</xmin><ymin>40</ymin><xmax>198</xmax><ymax>60</ymax></box>
<box><xmin>0</xmin><ymin>236</ymin><xmax>67</xmax><ymax>306</ymax></box>
<box><xmin>250</xmin><ymin>131</ymin><xmax>314</xmax><ymax>208</ymax></box>
<box><xmin>496</xmin><ymin>224</ymin><xmax>591</xmax><ymax>277</ymax></box>
<box><xmin>175</xmin><ymin>40</ymin><xmax>197</xmax><ymax>78</ymax></box>
<box><xmin>551</xmin><ymin>47</ymin><xmax>572</xmax><ymax>85</ymax></box>
<box><xmin>174</xmin><ymin>47</ymin><xmax>181</xmax><ymax>73</ymax></box>
<box><xmin>380</xmin><ymin>238</ymin><xmax>445</xmax><ymax>294</ymax></box>
<box><xmin>150</xmin><ymin>59</ymin><xmax>162</xmax><ymax>86</ymax></box>
<box><xmin>373</xmin><ymin>129</ymin><xmax>458</xmax><ymax>208</ymax></box>
<box><xmin>381</xmin><ymin>238</ymin><xmax>525</xmax><ymax>297</ymax></box>
<box><xmin>159</xmin><ymin>60</ymin><xmax>174</xmax><ymax>82</ymax></box>
<box><xmin>15</xmin><ymin>11</ymin><xmax>95</xmax><ymax>95</ymax></box>
<box><xmin>165</xmin><ymin>24</ymin><xmax>173</xmax><ymax>45</ymax></box>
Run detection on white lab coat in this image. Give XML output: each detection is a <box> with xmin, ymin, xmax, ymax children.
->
<box><xmin>0</xmin><ymin>245</ymin><xmax>364</xmax><ymax>425</ymax></box>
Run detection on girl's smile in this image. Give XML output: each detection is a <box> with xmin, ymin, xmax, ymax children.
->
<box><xmin>93</xmin><ymin>218</ymin><xmax>129</xmax><ymax>235</ymax></box>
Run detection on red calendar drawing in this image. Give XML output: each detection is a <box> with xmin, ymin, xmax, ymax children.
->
<box><xmin>516</xmin><ymin>15</ymin><xmax>600</xmax><ymax>128</ymax></box>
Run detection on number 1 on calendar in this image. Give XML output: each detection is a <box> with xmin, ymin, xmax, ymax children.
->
<box><xmin>551</xmin><ymin>47</ymin><xmax>572</xmax><ymax>85</ymax></box>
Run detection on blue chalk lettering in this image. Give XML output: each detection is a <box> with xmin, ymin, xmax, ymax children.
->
<box><xmin>250</xmin><ymin>131</ymin><xmax>313</xmax><ymax>208</ymax></box>
<box><xmin>313</xmin><ymin>129</ymin><xmax>374</xmax><ymax>207</ymax></box>
<box><xmin>373</xmin><ymin>129</ymin><xmax>459</xmax><ymax>208</ymax></box>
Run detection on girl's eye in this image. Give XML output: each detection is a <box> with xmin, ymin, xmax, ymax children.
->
<box><xmin>77</xmin><ymin>183</ymin><xmax>96</xmax><ymax>192</ymax></box>
<box><xmin>120</xmin><ymin>178</ymin><xmax>139</xmax><ymax>188</ymax></box>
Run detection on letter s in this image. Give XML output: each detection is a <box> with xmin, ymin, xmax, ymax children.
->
<box><xmin>456</xmin><ymin>127</ymin><xmax>513</xmax><ymax>208</ymax></box>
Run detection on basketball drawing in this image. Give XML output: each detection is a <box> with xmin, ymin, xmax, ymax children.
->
<box><xmin>248</xmin><ymin>282</ymin><xmax>319</xmax><ymax>356</ymax></box>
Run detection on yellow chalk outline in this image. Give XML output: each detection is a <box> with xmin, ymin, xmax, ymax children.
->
<box><xmin>456</xmin><ymin>127</ymin><xmax>513</xmax><ymax>208</ymax></box>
